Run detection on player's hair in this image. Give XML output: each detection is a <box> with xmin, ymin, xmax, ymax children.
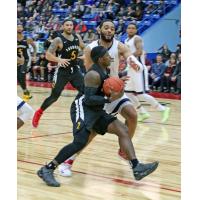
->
<box><xmin>99</xmin><ymin>19</ymin><xmax>115</xmax><ymax>29</ymax></box>
<box><xmin>62</xmin><ymin>18</ymin><xmax>74</xmax><ymax>25</ymax></box>
<box><xmin>127</xmin><ymin>22</ymin><xmax>138</xmax><ymax>29</ymax></box>
<box><xmin>91</xmin><ymin>46</ymin><xmax>108</xmax><ymax>63</ymax></box>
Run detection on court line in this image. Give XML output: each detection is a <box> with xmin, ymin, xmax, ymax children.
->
<box><xmin>18</xmin><ymin>159</ymin><xmax>181</xmax><ymax>193</ymax></box>
<box><xmin>17</xmin><ymin>132</ymin><xmax>71</xmax><ymax>140</ymax></box>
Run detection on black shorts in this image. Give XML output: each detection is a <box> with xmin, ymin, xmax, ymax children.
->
<box><xmin>70</xmin><ymin>95</ymin><xmax>117</xmax><ymax>135</ymax></box>
<box><xmin>52</xmin><ymin>65</ymin><xmax>84</xmax><ymax>94</ymax></box>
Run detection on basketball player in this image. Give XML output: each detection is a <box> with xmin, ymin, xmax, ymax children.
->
<box><xmin>37</xmin><ymin>46</ymin><xmax>159</xmax><ymax>187</ymax></box>
<box><xmin>58</xmin><ymin>19</ymin><xmax>143</xmax><ymax>176</ymax></box>
<box><xmin>32</xmin><ymin>19</ymin><xmax>85</xmax><ymax>128</ymax></box>
<box><xmin>17</xmin><ymin>24</ymin><xmax>36</xmax><ymax>101</ymax></box>
<box><xmin>124</xmin><ymin>22</ymin><xmax>170</xmax><ymax>123</ymax></box>
<box><xmin>17</xmin><ymin>96</ymin><xmax>34</xmax><ymax>129</ymax></box>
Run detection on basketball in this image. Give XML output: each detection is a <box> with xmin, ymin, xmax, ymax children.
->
<box><xmin>103</xmin><ymin>77</ymin><xmax>124</xmax><ymax>96</ymax></box>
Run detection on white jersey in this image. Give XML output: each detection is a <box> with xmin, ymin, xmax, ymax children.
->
<box><xmin>125</xmin><ymin>35</ymin><xmax>145</xmax><ymax>65</ymax></box>
<box><xmin>87</xmin><ymin>38</ymin><xmax>120</xmax><ymax>77</ymax></box>
<box><xmin>124</xmin><ymin>35</ymin><xmax>149</xmax><ymax>93</ymax></box>
<box><xmin>87</xmin><ymin>39</ymin><xmax>132</xmax><ymax>114</ymax></box>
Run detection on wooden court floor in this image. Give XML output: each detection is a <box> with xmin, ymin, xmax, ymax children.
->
<box><xmin>17</xmin><ymin>86</ymin><xmax>181</xmax><ymax>200</ymax></box>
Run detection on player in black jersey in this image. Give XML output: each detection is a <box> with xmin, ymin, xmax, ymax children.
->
<box><xmin>17</xmin><ymin>24</ymin><xmax>36</xmax><ymax>101</ymax></box>
<box><xmin>37</xmin><ymin>46</ymin><xmax>159</xmax><ymax>187</ymax></box>
<box><xmin>32</xmin><ymin>19</ymin><xmax>85</xmax><ymax>128</ymax></box>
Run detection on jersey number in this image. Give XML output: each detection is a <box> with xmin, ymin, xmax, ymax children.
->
<box><xmin>18</xmin><ymin>48</ymin><xmax>23</xmax><ymax>55</ymax></box>
<box><xmin>70</xmin><ymin>51</ymin><xmax>77</xmax><ymax>60</ymax></box>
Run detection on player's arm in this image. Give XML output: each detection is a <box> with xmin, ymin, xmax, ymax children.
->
<box><xmin>84</xmin><ymin>71</ymin><xmax>110</xmax><ymax>106</ymax></box>
<box><xmin>46</xmin><ymin>37</ymin><xmax>70</xmax><ymax>67</ymax></box>
<box><xmin>76</xmin><ymin>34</ymin><xmax>85</xmax><ymax>50</ymax></box>
<box><xmin>83</xmin><ymin>46</ymin><xmax>94</xmax><ymax>71</ymax></box>
<box><xmin>118</xmin><ymin>42</ymin><xmax>142</xmax><ymax>72</ymax></box>
<box><xmin>133</xmin><ymin>36</ymin><xmax>144</xmax><ymax>57</ymax></box>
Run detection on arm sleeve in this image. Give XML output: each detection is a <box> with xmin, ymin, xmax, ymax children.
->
<box><xmin>84</xmin><ymin>87</ymin><xmax>110</xmax><ymax>106</ymax></box>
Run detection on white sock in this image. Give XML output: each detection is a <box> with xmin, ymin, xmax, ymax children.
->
<box><xmin>137</xmin><ymin>94</ymin><xmax>166</xmax><ymax>112</ymax></box>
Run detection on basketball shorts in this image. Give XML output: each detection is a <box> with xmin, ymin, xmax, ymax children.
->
<box><xmin>70</xmin><ymin>95</ymin><xmax>117</xmax><ymax>135</ymax></box>
<box><xmin>104</xmin><ymin>94</ymin><xmax>132</xmax><ymax>115</ymax></box>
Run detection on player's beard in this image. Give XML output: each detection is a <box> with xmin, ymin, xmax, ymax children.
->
<box><xmin>100</xmin><ymin>32</ymin><xmax>114</xmax><ymax>42</ymax></box>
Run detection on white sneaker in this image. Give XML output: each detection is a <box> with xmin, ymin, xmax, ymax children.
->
<box><xmin>58</xmin><ymin>163</ymin><xmax>72</xmax><ymax>177</ymax></box>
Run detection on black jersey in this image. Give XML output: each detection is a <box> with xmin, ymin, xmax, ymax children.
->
<box><xmin>84</xmin><ymin>63</ymin><xmax>109</xmax><ymax>111</ymax></box>
<box><xmin>57</xmin><ymin>34</ymin><xmax>80</xmax><ymax>68</ymax></box>
<box><xmin>89</xmin><ymin>64</ymin><xmax>109</xmax><ymax>96</ymax></box>
<box><xmin>17</xmin><ymin>39</ymin><xmax>29</xmax><ymax>65</ymax></box>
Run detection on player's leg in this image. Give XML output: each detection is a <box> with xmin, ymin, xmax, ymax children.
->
<box><xmin>17</xmin><ymin>97</ymin><xmax>34</xmax><ymax>129</ymax></box>
<box><xmin>17</xmin><ymin>66</ymin><xmax>32</xmax><ymax>101</ymax></box>
<box><xmin>101</xmin><ymin>115</ymin><xmax>159</xmax><ymax>181</ymax></box>
<box><xmin>137</xmin><ymin>93</ymin><xmax>170</xmax><ymax>123</ymax></box>
<box><xmin>58</xmin><ymin>131</ymin><xmax>97</xmax><ymax>177</ymax></box>
<box><xmin>59</xmin><ymin>96</ymin><xmax>97</xmax><ymax>176</ymax></box>
<box><xmin>125</xmin><ymin>92</ymin><xmax>150</xmax><ymax>122</ymax></box>
<box><xmin>37</xmin><ymin>126</ymin><xmax>91</xmax><ymax>187</ymax></box>
<box><xmin>104</xmin><ymin>94</ymin><xmax>137</xmax><ymax>159</ymax></box>
<box><xmin>32</xmin><ymin>68</ymin><xmax>69</xmax><ymax>127</ymax></box>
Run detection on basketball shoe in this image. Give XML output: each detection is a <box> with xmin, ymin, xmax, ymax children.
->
<box><xmin>137</xmin><ymin>113</ymin><xmax>150</xmax><ymax>122</ymax></box>
<box><xmin>161</xmin><ymin>107</ymin><xmax>170</xmax><ymax>123</ymax></box>
<box><xmin>22</xmin><ymin>90</ymin><xmax>32</xmax><ymax>102</ymax></box>
<box><xmin>58</xmin><ymin>155</ymin><xmax>76</xmax><ymax>177</ymax></box>
<box><xmin>37</xmin><ymin>166</ymin><xmax>60</xmax><ymax>187</ymax></box>
<box><xmin>58</xmin><ymin>162</ymin><xmax>72</xmax><ymax>177</ymax></box>
<box><xmin>132</xmin><ymin>161</ymin><xmax>159</xmax><ymax>180</ymax></box>
<box><xmin>32</xmin><ymin>108</ymin><xmax>43</xmax><ymax>127</ymax></box>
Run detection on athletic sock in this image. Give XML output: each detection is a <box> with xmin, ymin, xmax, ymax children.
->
<box><xmin>129</xmin><ymin>159</ymin><xmax>139</xmax><ymax>169</ymax></box>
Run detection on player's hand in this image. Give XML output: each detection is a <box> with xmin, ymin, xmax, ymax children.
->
<box><xmin>109</xmin><ymin>90</ymin><xmax>124</xmax><ymax>102</ymax></box>
<box><xmin>58</xmin><ymin>58</ymin><xmax>71</xmax><ymax>67</ymax></box>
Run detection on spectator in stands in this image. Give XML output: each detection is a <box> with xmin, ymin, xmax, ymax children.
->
<box><xmin>116</xmin><ymin>19</ymin><xmax>125</xmax><ymax>37</ymax></box>
<box><xmin>158</xmin><ymin>44</ymin><xmax>172</xmax><ymax>63</ymax></box>
<box><xmin>116</xmin><ymin>6</ymin><xmax>126</xmax><ymax>19</ymax></box>
<box><xmin>32</xmin><ymin>53</ymin><xmax>48</xmax><ymax>81</ymax></box>
<box><xmin>171</xmin><ymin>53</ymin><xmax>181</xmax><ymax>94</ymax></box>
<box><xmin>156</xmin><ymin>0</ymin><xmax>165</xmax><ymax>16</ymax></box>
<box><xmin>149</xmin><ymin>54</ymin><xmax>166</xmax><ymax>90</ymax></box>
<box><xmin>175</xmin><ymin>44</ymin><xmax>181</xmax><ymax>57</ymax></box>
<box><xmin>83</xmin><ymin>29</ymin><xmax>97</xmax><ymax>44</ymax></box>
<box><xmin>133</xmin><ymin>4</ymin><xmax>143</xmax><ymax>20</ymax></box>
<box><xmin>125</xmin><ymin>6</ymin><xmax>136</xmax><ymax>20</ymax></box>
<box><xmin>72</xmin><ymin>1</ymin><xmax>85</xmax><ymax>18</ymax></box>
<box><xmin>129</xmin><ymin>0</ymin><xmax>136</xmax><ymax>10</ymax></box>
<box><xmin>145</xmin><ymin>3</ymin><xmax>156</xmax><ymax>14</ymax></box>
<box><xmin>75</xmin><ymin>20</ymin><xmax>88</xmax><ymax>38</ymax></box>
<box><xmin>144</xmin><ymin>52</ymin><xmax>152</xmax><ymax>72</ymax></box>
<box><xmin>135</xmin><ymin>0</ymin><xmax>146</xmax><ymax>12</ymax></box>
<box><xmin>160</xmin><ymin>57</ymin><xmax>176</xmax><ymax>93</ymax></box>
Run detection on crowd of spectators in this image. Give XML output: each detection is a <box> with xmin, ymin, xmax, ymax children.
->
<box><xmin>17</xmin><ymin>0</ymin><xmax>181</xmax><ymax>94</ymax></box>
<box><xmin>17</xmin><ymin>0</ymin><xmax>177</xmax><ymax>42</ymax></box>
